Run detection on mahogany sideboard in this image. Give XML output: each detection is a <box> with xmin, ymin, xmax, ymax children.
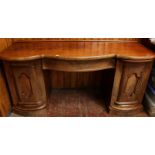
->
<box><xmin>0</xmin><ymin>41</ymin><xmax>155</xmax><ymax>116</ymax></box>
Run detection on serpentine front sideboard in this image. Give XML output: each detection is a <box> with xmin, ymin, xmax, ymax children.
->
<box><xmin>0</xmin><ymin>41</ymin><xmax>154</xmax><ymax>116</ymax></box>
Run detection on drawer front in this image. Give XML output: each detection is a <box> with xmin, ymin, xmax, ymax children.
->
<box><xmin>42</xmin><ymin>58</ymin><xmax>115</xmax><ymax>72</ymax></box>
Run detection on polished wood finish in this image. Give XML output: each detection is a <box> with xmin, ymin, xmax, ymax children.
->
<box><xmin>43</xmin><ymin>58</ymin><xmax>115</xmax><ymax>72</ymax></box>
<box><xmin>0</xmin><ymin>40</ymin><xmax>154</xmax><ymax>116</ymax></box>
<box><xmin>0</xmin><ymin>66</ymin><xmax>11</xmax><ymax>116</ymax></box>
<box><xmin>13</xmin><ymin>38</ymin><xmax>141</xmax><ymax>42</ymax></box>
<box><xmin>0</xmin><ymin>39</ymin><xmax>12</xmax><ymax>51</ymax></box>
<box><xmin>0</xmin><ymin>42</ymin><xmax>154</xmax><ymax>61</ymax></box>
<box><xmin>0</xmin><ymin>39</ymin><xmax>12</xmax><ymax>116</ymax></box>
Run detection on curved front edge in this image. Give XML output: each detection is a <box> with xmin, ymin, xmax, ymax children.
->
<box><xmin>3</xmin><ymin>60</ymin><xmax>47</xmax><ymax>116</ymax></box>
<box><xmin>109</xmin><ymin>58</ymin><xmax>154</xmax><ymax>116</ymax></box>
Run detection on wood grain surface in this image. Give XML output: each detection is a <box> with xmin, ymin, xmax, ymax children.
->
<box><xmin>0</xmin><ymin>39</ymin><xmax>12</xmax><ymax>116</ymax></box>
<box><xmin>0</xmin><ymin>41</ymin><xmax>154</xmax><ymax>61</ymax></box>
<box><xmin>13</xmin><ymin>38</ymin><xmax>141</xmax><ymax>42</ymax></box>
<box><xmin>0</xmin><ymin>68</ymin><xmax>11</xmax><ymax>116</ymax></box>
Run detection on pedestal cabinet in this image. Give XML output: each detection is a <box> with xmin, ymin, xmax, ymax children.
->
<box><xmin>3</xmin><ymin>60</ymin><xmax>46</xmax><ymax>115</ymax></box>
<box><xmin>110</xmin><ymin>59</ymin><xmax>153</xmax><ymax>116</ymax></box>
<box><xmin>0</xmin><ymin>41</ymin><xmax>154</xmax><ymax>116</ymax></box>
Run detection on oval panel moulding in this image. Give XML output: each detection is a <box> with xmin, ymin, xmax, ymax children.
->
<box><xmin>18</xmin><ymin>73</ymin><xmax>32</xmax><ymax>100</ymax></box>
<box><xmin>124</xmin><ymin>73</ymin><xmax>138</xmax><ymax>97</ymax></box>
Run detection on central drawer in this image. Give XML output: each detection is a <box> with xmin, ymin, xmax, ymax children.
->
<box><xmin>42</xmin><ymin>58</ymin><xmax>115</xmax><ymax>72</ymax></box>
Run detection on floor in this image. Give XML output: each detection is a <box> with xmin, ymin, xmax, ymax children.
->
<box><xmin>11</xmin><ymin>88</ymin><xmax>148</xmax><ymax>117</ymax></box>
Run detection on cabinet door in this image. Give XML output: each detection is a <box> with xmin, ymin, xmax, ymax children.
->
<box><xmin>110</xmin><ymin>59</ymin><xmax>153</xmax><ymax>113</ymax></box>
<box><xmin>4</xmin><ymin>60</ymin><xmax>46</xmax><ymax>112</ymax></box>
<box><xmin>12</xmin><ymin>66</ymin><xmax>41</xmax><ymax>103</ymax></box>
<box><xmin>117</xmin><ymin>61</ymin><xmax>152</xmax><ymax>103</ymax></box>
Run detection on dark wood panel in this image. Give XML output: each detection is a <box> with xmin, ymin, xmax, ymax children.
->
<box><xmin>49</xmin><ymin>69</ymin><xmax>115</xmax><ymax>89</ymax></box>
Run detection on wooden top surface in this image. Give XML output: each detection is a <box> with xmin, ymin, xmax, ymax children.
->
<box><xmin>0</xmin><ymin>41</ymin><xmax>154</xmax><ymax>61</ymax></box>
